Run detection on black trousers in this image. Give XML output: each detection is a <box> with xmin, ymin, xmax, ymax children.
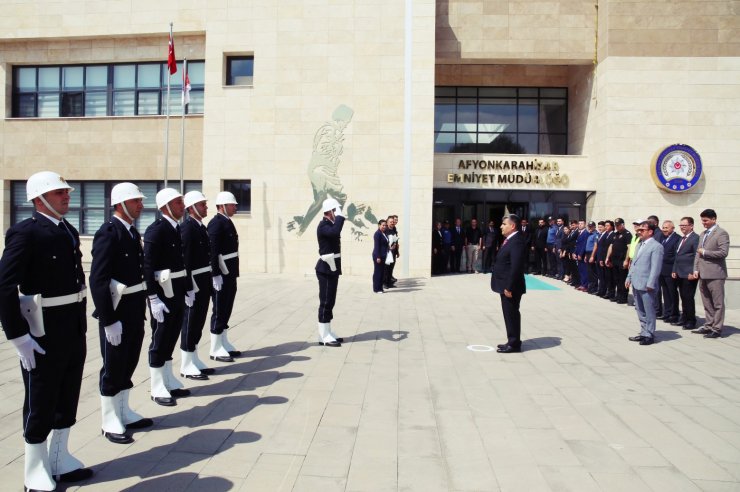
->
<box><xmin>500</xmin><ymin>292</ymin><xmax>523</xmax><ymax>349</ymax></box>
<box><xmin>534</xmin><ymin>247</ymin><xmax>547</xmax><ymax>274</ymax></box>
<box><xmin>316</xmin><ymin>271</ymin><xmax>339</xmax><ymax>322</ymax></box>
<box><xmin>660</xmin><ymin>275</ymin><xmax>679</xmax><ymax>319</ymax></box>
<box><xmin>451</xmin><ymin>246</ymin><xmax>463</xmax><ymax>273</ymax></box>
<box><xmin>210</xmin><ymin>274</ymin><xmax>237</xmax><ymax>334</ymax></box>
<box><xmin>383</xmin><ymin>261</ymin><xmax>395</xmax><ymax>287</ymax></box>
<box><xmin>615</xmin><ymin>265</ymin><xmax>629</xmax><ymax>301</ymax></box>
<box><xmin>676</xmin><ymin>277</ymin><xmax>698</xmax><ymax>323</ymax></box>
<box><xmin>23</xmin><ymin>304</ymin><xmax>86</xmax><ymax>444</ymax></box>
<box><xmin>483</xmin><ymin>247</ymin><xmax>497</xmax><ymax>273</ymax></box>
<box><xmin>148</xmin><ymin>297</ymin><xmax>185</xmax><ymax>368</ymax></box>
<box><xmin>604</xmin><ymin>266</ymin><xmax>616</xmax><ymax>296</ymax></box>
<box><xmin>587</xmin><ymin>257</ymin><xmax>598</xmax><ymax>292</ymax></box>
<box><xmin>99</xmin><ymin>295</ymin><xmax>146</xmax><ymax>396</ymax></box>
<box><xmin>181</xmin><ymin>277</ymin><xmax>212</xmax><ymax>351</ymax></box>
<box><xmin>546</xmin><ymin>245</ymin><xmax>557</xmax><ymax>275</ymax></box>
<box><xmin>373</xmin><ymin>260</ymin><xmax>385</xmax><ymax>292</ymax></box>
<box><xmin>596</xmin><ymin>262</ymin><xmax>606</xmax><ymax>295</ymax></box>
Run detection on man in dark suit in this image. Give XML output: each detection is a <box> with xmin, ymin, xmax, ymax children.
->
<box><xmin>482</xmin><ymin>219</ymin><xmax>500</xmax><ymax>273</ymax></box>
<box><xmin>658</xmin><ymin>220</ymin><xmax>681</xmax><ymax>323</ymax></box>
<box><xmin>208</xmin><ymin>191</ymin><xmax>241</xmax><ymax>361</ymax></box>
<box><xmin>520</xmin><ymin>218</ymin><xmax>533</xmax><ymax>273</ymax></box>
<box><xmin>373</xmin><ymin>219</ymin><xmax>390</xmax><ymax>293</ymax></box>
<box><xmin>0</xmin><ymin>171</ymin><xmax>93</xmax><ymax>490</ymax></box>
<box><xmin>450</xmin><ymin>217</ymin><xmax>465</xmax><ymax>273</ymax></box>
<box><xmin>671</xmin><ymin>216</ymin><xmax>700</xmax><ymax>329</ymax></box>
<box><xmin>144</xmin><ymin>188</ymin><xmax>194</xmax><ymax>406</ymax></box>
<box><xmin>431</xmin><ymin>221</ymin><xmax>444</xmax><ymax>275</ymax></box>
<box><xmin>491</xmin><ymin>214</ymin><xmax>527</xmax><ymax>354</ymax></box>
<box><xmin>179</xmin><ymin>191</ymin><xmax>217</xmax><ymax>380</ymax></box>
<box><xmin>316</xmin><ymin>198</ymin><xmax>345</xmax><ymax>346</ymax></box>
<box><xmin>533</xmin><ymin>218</ymin><xmax>548</xmax><ymax>275</ymax></box>
<box><xmin>597</xmin><ymin>220</ymin><xmax>615</xmax><ymax>298</ymax></box>
<box><xmin>90</xmin><ymin>183</ymin><xmax>152</xmax><ymax>445</ymax></box>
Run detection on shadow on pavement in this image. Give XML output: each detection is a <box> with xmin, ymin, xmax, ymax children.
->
<box><xmin>188</xmin><ymin>369</ymin><xmax>304</xmax><ymax>397</ymax></box>
<box><xmin>346</xmin><ymin>330</ymin><xmax>409</xmax><ymax>343</ymax></box>
<box><xmin>524</xmin><ymin>336</ymin><xmax>562</xmax><ymax>351</ymax></box>
<box><xmin>118</xmin><ymin>472</ymin><xmax>233</xmax><ymax>491</ymax></box>
<box><xmin>655</xmin><ymin>329</ymin><xmax>682</xmax><ymax>343</ymax></box>
<box><xmin>239</xmin><ymin>340</ymin><xmax>311</xmax><ymax>358</ymax></box>
<box><xmin>719</xmin><ymin>325</ymin><xmax>739</xmax><ymax>337</ymax></box>
<box><xmin>152</xmin><ymin>394</ymin><xmax>288</xmax><ymax>429</ymax></box>
<box><xmin>214</xmin><ymin>354</ymin><xmax>311</xmax><ymax>376</ymax></box>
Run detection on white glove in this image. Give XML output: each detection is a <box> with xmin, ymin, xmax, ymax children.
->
<box><xmin>149</xmin><ymin>296</ymin><xmax>170</xmax><ymax>323</ymax></box>
<box><xmin>104</xmin><ymin>321</ymin><xmax>123</xmax><ymax>346</ymax></box>
<box><xmin>212</xmin><ymin>275</ymin><xmax>223</xmax><ymax>292</ymax></box>
<box><xmin>10</xmin><ymin>334</ymin><xmax>46</xmax><ymax>372</ymax></box>
<box><xmin>334</xmin><ymin>204</ymin><xmax>344</xmax><ymax>218</ymax></box>
<box><xmin>185</xmin><ymin>290</ymin><xmax>196</xmax><ymax>308</ymax></box>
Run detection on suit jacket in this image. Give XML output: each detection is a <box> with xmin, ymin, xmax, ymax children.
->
<box><xmin>554</xmin><ymin>226</ymin><xmax>565</xmax><ymax>249</ymax></box>
<box><xmin>694</xmin><ymin>225</ymin><xmax>730</xmax><ymax>279</ymax></box>
<box><xmin>143</xmin><ymin>218</ymin><xmax>192</xmax><ymax>301</ymax></box>
<box><xmin>490</xmin><ymin>232</ymin><xmax>526</xmax><ymax>295</ymax></box>
<box><xmin>672</xmin><ymin>231</ymin><xmax>699</xmax><ymax>278</ymax></box>
<box><xmin>373</xmin><ymin>229</ymin><xmax>389</xmax><ymax>262</ymax></box>
<box><xmin>181</xmin><ymin>216</ymin><xmax>214</xmax><ymax>291</ymax></box>
<box><xmin>575</xmin><ymin>229</ymin><xmax>589</xmax><ymax>257</ymax></box>
<box><xmin>432</xmin><ymin>228</ymin><xmax>443</xmax><ymax>251</ymax></box>
<box><xmin>208</xmin><ymin>213</ymin><xmax>240</xmax><ymax>278</ymax></box>
<box><xmin>89</xmin><ymin>217</ymin><xmax>146</xmax><ymax>326</ymax></box>
<box><xmin>659</xmin><ymin>232</ymin><xmax>680</xmax><ymax>276</ymax></box>
<box><xmin>451</xmin><ymin>225</ymin><xmax>465</xmax><ymax>248</ymax></box>
<box><xmin>484</xmin><ymin>227</ymin><xmax>500</xmax><ymax>249</ymax></box>
<box><xmin>596</xmin><ymin>231</ymin><xmax>613</xmax><ymax>262</ymax></box>
<box><xmin>519</xmin><ymin>225</ymin><xmax>532</xmax><ymax>249</ymax></box>
<box><xmin>315</xmin><ymin>216</ymin><xmax>345</xmax><ymax>275</ymax></box>
<box><xmin>627</xmin><ymin>237</ymin><xmax>663</xmax><ymax>290</ymax></box>
<box><xmin>0</xmin><ymin>211</ymin><xmax>86</xmax><ymax>340</ymax></box>
<box><xmin>534</xmin><ymin>226</ymin><xmax>548</xmax><ymax>248</ymax></box>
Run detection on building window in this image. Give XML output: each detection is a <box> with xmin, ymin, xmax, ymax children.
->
<box><xmin>223</xmin><ymin>180</ymin><xmax>251</xmax><ymax>213</ymax></box>
<box><xmin>11</xmin><ymin>181</ymin><xmax>202</xmax><ymax>234</ymax></box>
<box><xmin>11</xmin><ymin>61</ymin><xmax>205</xmax><ymax>118</ymax></box>
<box><xmin>434</xmin><ymin>87</ymin><xmax>568</xmax><ymax>155</ymax></box>
<box><xmin>225</xmin><ymin>56</ymin><xmax>254</xmax><ymax>86</ymax></box>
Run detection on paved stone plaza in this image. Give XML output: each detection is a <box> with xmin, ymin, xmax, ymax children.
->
<box><xmin>1</xmin><ymin>272</ymin><xmax>739</xmax><ymax>491</ymax></box>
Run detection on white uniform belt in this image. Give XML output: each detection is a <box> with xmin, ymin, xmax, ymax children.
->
<box><xmin>221</xmin><ymin>252</ymin><xmax>238</xmax><ymax>260</ymax></box>
<box><xmin>320</xmin><ymin>253</ymin><xmax>341</xmax><ymax>259</ymax></box>
<box><xmin>122</xmin><ymin>281</ymin><xmax>146</xmax><ymax>295</ymax></box>
<box><xmin>192</xmin><ymin>266</ymin><xmax>212</xmax><ymax>276</ymax></box>
<box><xmin>40</xmin><ymin>287</ymin><xmax>87</xmax><ymax>307</ymax></box>
<box><xmin>169</xmin><ymin>269</ymin><xmax>187</xmax><ymax>279</ymax></box>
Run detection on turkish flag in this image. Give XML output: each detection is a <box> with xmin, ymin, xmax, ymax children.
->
<box><xmin>167</xmin><ymin>32</ymin><xmax>177</xmax><ymax>75</ymax></box>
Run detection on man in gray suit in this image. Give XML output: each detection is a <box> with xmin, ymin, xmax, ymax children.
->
<box><xmin>626</xmin><ymin>220</ymin><xmax>664</xmax><ymax>345</ymax></box>
<box><xmin>692</xmin><ymin>209</ymin><xmax>730</xmax><ymax>338</ymax></box>
<box><xmin>671</xmin><ymin>216</ymin><xmax>700</xmax><ymax>329</ymax></box>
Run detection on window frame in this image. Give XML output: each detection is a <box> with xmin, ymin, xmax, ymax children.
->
<box><xmin>225</xmin><ymin>55</ymin><xmax>254</xmax><ymax>86</ymax></box>
<box><xmin>222</xmin><ymin>179</ymin><xmax>252</xmax><ymax>214</ymax></box>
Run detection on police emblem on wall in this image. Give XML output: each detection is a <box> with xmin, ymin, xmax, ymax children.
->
<box><xmin>652</xmin><ymin>144</ymin><xmax>702</xmax><ymax>193</ymax></box>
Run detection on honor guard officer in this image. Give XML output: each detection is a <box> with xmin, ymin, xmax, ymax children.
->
<box><xmin>0</xmin><ymin>171</ymin><xmax>93</xmax><ymax>491</ymax></box>
<box><xmin>90</xmin><ymin>183</ymin><xmax>154</xmax><ymax>445</ymax></box>
<box><xmin>144</xmin><ymin>188</ymin><xmax>194</xmax><ymax>406</ymax></box>
<box><xmin>208</xmin><ymin>191</ymin><xmax>241</xmax><ymax>362</ymax></box>
<box><xmin>179</xmin><ymin>191</ymin><xmax>217</xmax><ymax>380</ymax></box>
<box><xmin>316</xmin><ymin>198</ymin><xmax>345</xmax><ymax>347</ymax></box>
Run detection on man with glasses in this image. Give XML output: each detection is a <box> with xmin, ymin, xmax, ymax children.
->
<box><xmin>692</xmin><ymin>209</ymin><xmax>730</xmax><ymax>338</ymax></box>
<box><xmin>491</xmin><ymin>214</ymin><xmax>527</xmax><ymax>354</ymax></box>
<box><xmin>626</xmin><ymin>220</ymin><xmax>664</xmax><ymax>346</ymax></box>
<box><xmin>671</xmin><ymin>217</ymin><xmax>700</xmax><ymax>329</ymax></box>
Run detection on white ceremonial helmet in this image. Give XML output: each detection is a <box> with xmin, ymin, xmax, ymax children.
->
<box><xmin>26</xmin><ymin>171</ymin><xmax>74</xmax><ymax>202</ymax></box>
<box><xmin>111</xmin><ymin>182</ymin><xmax>146</xmax><ymax>206</ymax></box>
<box><xmin>183</xmin><ymin>190</ymin><xmax>207</xmax><ymax>209</ymax></box>
<box><xmin>155</xmin><ymin>188</ymin><xmax>183</xmax><ymax>209</ymax></box>
<box><xmin>322</xmin><ymin>198</ymin><xmax>340</xmax><ymax>213</ymax></box>
<box><xmin>215</xmin><ymin>191</ymin><xmax>238</xmax><ymax>205</ymax></box>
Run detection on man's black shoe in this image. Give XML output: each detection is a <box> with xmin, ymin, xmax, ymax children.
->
<box><xmin>496</xmin><ymin>343</ymin><xmax>508</xmax><ymax>349</ymax></box>
<box><xmin>125</xmin><ymin>418</ymin><xmax>154</xmax><ymax>429</ymax></box>
<box><xmin>663</xmin><ymin>317</ymin><xmax>679</xmax><ymax>324</ymax></box>
<box><xmin>391</xmin><ymin>276</ymin><xmax>397</xmax><ymax>283</ymax></box>
<box><xmin>692</xmin><ymin>327</ymin><xmax>712</xmax><ymax>335</ymax></box>
<box><xmin>616</xmin><ymin>300</ymin><xmax>627</xmax><ymax>304</ymax></box>
<box><xmin>628</xmin><ymin>335</ymin><xmax>645</xmax><ymax>342</ymax></box>
<box><xmin>703</xmin><ymin>331</ymin><xmax>722</xmax><ymax>339</ymax></box>
<box><xmin>228</xmin><ymin>350</ymin><xmax>242</xmax><ymax>357</ymax></box>
<box><xmin>639</xmin><ymin>337</ymin><xmax>654</xmax><ymax>345</ymax></box>
<box><xmin>151</xmin><ymin>396</ymin><xmax>176</xmax><ymax>406</ymax></box>
<box><xmin>384</xmin><ymin>284</ymin><xmax>396</xmax><ymax>289</ymax></box>
<box><xmin>56</xmin><ymin>467</ymin><xmax>94</xmax><ymax>483</ymax></box>
<box><xmin>682</xmin><ymin>321</ymin><xmax>697</xmax><ymax>330</ymax></box>
<box><xmin>102</xmin><ymin>429</ymin><xmax>133</xmax><ymax>445</ymax></box>
<box><xmin>210</xmin><ymin>355</ymin><xmax>234</xmax><ymax>363</ymax></box>
<box><xmin>169</xmin><ymin>388</ymin><xmax>191</xmax><ymax>398</ymax></box>
<box><xmin>496</xmin><ymin>345</ymin><xmax>521</xmax><ymax>354</ymax></box>
<box><xmin>670</xmin><ymin>318</ymin><xmax>686</xmax><ymax>326</ymax></box>
<box><xmin>199</xmin><ymin>368</ymin><xmax>216</xmax><ymax>375</ymax></box>
<box><xmin>182</xmin><ymin>373</ymin><xmax>208</xmax><ymax>381</ymax></box>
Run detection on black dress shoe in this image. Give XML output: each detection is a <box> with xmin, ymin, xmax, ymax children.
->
<box><xmin>682</xmin><ymin>325</ymin><xmax>696</xmax><ymax>330</ymax></box>
<box><xmin>616</xmin><ymin>300</ymin><xmax>627</xmax><ymax>304</ymax></box>
<box><xmin>151</xmin><ymin>396</ymin><xmax>176</xmax><ymax>406</ymax></box>
<box><xmin>210</xmin><ymin>355</ymin><xmax>235</xmax><ymax>363</ymax></box>
<box><xmin>319</xmin><ymin>341</ymin><xmax>342</xmax><ymax>347</ymax></box>
<box><xmin>228</xmin><ymin>350</ymin><xmax>242</xmax><ymax>357</ymax></box>
<box><xmin>628</xmin><ymin>335</ymin><xmax>645</xmax><ymax>342</ymax></box>
<box><xmin>692</xmin><ymin>327</ymin><xmax>711</xmax><ymax>335</ymax></box>
<box><xmin>497</xmin><ymin>343</ymin><xmax>508</xmax><ymax>349</ymax></box>
<box><xmin>182</xmin><ymin>373</ymin><xmax>209</xmax><ymax>381</ymax></box>
<box><xmin>639</xmin><ymin>337</ymin><xmax>654</xmax><ymax>345</ymax></box>
<box><xmin>497</xmin><ymin>345</ymin><xmax>521</xmax><ymax>353</ymax></box>
<box><xmin>704</xmin><ymin>331</ymin><xmax>722</xmax><ymax>339</ymax></box>
<box><xmin>125</xmin><ymin>418</ymin><xmax>154</xmax><ymax>429</ymax></box>
<box><xmin>56</xmin><ymin>467</ymin><xmax>94</xmax><ymax>483</ymax></box>
<box><xmin>670</xmin><ymin>318</ymin><xmax>686</xmax><ymax>326</ymax></box>
<box><xmin>169</xmin><ymin>388</ymin><xmax>191</xmax><ymax>398</ymax></box>
<box><xmin>335</xmin><ymin>337</ymin><xmax>344</xmax><ymax>343</ymax></box>
<box><xmin>102</xmin><ymin>429</ymin><xmax>134</xmax><ymax>444</ymax></box>
<box><xmin>663</xmin><ymin>317</ymin><xmax>679</xmax><ymax>324</ymax></box>
<box><xmin>199</xmin><ymin>368</ymin><xmax>216</xmax><ymax>375</ymax></box>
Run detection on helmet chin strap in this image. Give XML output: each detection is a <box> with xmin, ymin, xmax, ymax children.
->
<box><xmin>39</xmin><ymin>194</ymin><xmax>62</xmax><ymax>219</ymax></box>
<box><xmin>165</xmin><ymin>203</ymin><xmax>180</xmax><ymax>222</ymax></box>
<box><xmin>191</xmin><ymin>205</ymin><xmax>203</xmax><ymax>221</ymax></box>
<box><xmin>121</xmin><ymin>202</ymin><xmax>135</xmax><ymax>222</ymax></box>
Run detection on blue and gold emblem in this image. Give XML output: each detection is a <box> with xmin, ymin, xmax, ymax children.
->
<box><xmin>652</xmin><ymin>144</ymin><xmax>702</xmax><ymax>193</ymax></box>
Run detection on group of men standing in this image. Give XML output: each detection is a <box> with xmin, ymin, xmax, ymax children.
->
<box><xmin>432</xmin><ymin>217</ymin><xmax>501</xmax><ymax>275</ymax></box>
<box><xmin>0</xmin><ymin>172</ymin><xmax>242</xmax><ymax>491</ymax></box>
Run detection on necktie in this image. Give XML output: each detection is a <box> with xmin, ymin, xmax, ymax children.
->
<box><xmin>677</xmin><ymin>235</ymin><xmax>687</xmax><ymax>252</ymax></box>
<box><xmin>58</xmin><ymin>221</ymin><xmax>75</xmax><ymax>247</ymax></box>
<box><xmin>702</xmin><ymin>230</ymin><xmax>710</xmax><ymax>247</ymax></box>
<box><xmin>502</xmin><ymin>238</ymin><xmax>508</xmax><ymax>247</ymax></box>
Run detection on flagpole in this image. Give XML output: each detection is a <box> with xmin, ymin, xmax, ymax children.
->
<box><xmin>164</xmin><ymin>22</ymin><xmax>173</xmax><ymax>187</ymax></box>
<box><xmin>179</xmin><ymin>58</ymin><xmax>187</xmax><ymax>194</ymax></box>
